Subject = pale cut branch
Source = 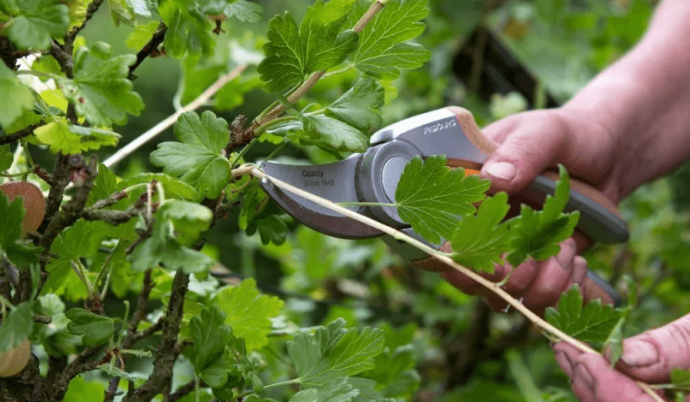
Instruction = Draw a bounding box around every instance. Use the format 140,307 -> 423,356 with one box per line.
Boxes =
252,0 -> 387,129
237,165 -> 664,402
103,64 -> 247,168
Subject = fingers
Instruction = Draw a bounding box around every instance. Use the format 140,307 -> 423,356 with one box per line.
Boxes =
554,343 -> 668,402
615,314 -> 690,383
480,111 -> 568,194
441,239 -> 587,315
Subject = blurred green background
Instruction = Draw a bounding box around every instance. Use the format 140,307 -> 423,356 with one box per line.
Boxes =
58,0 -> 690,400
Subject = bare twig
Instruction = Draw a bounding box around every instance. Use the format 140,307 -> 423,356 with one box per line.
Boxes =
238,165 -> 664,402
103,64 -> 247,168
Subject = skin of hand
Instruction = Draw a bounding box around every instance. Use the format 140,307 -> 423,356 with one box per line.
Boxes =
441,108 -> 616,314
444,0 -> 690,398
552,313 -> 690,401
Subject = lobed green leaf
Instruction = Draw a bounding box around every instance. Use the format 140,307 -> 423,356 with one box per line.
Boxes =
151,111 -> 231,199
395,155 -> 490,245
451,192 -> 511,273
545,286 -> 623,344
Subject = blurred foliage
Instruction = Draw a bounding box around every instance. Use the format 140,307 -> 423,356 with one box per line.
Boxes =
9,0 -> 690,400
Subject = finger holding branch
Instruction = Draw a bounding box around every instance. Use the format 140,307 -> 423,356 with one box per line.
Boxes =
230,164 -> 664,402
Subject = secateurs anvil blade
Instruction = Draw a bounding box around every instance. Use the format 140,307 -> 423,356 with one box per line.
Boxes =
259,106 -> 628,306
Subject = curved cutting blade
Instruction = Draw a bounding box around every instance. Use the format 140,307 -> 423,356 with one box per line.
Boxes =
260,157 -> 384,239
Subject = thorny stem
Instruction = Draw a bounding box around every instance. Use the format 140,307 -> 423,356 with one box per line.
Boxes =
235,165 -> 664,402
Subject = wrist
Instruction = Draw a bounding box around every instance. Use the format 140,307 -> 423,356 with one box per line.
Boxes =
561,76 -> 652,202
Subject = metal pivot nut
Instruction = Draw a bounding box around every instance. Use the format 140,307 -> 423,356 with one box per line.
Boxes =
355,139 -> 423,228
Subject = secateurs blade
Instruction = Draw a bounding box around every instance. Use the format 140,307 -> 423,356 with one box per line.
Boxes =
259,106 -> 628,306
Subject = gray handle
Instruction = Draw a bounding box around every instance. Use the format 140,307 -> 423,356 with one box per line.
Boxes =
527,175 -> 629,244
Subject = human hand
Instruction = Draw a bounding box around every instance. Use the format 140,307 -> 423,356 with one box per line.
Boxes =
553,314 -> 690,401
442,108 -> 622,314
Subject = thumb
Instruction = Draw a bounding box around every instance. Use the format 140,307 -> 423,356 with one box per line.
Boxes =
480,112 -> 568,194
615,314 -> 690,383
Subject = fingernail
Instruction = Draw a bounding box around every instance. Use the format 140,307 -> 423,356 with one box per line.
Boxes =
621,340 -> 659,367
484,162 -> 517,181
575,363 -> 595,390
554,351 -> 574,377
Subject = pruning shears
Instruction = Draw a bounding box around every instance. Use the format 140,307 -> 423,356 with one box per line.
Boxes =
259,106 -> 628,306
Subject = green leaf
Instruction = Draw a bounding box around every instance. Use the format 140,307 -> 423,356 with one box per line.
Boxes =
350,0 -> 430,79
58,42 -> 145,126
506,165 -> 580,266
0,62 -> 35,129
65,308 -> 116,347
125,20 -> 161,50
190,306 -> 234,373
326,78 -> 384,132
150,111 -> 231,199
258,0 -> 358,93
0,192 -> 41,267
63,376 -> 105,402
395,156 -> 490,244
544,285 -> 624,344
128,214 -> 214,273
247,215 -> 288,246
0,301 -> 34,354
287,319 -> 385,388
118,173 -> 199,201
0,145 -> 12,173
50,220 -> 103,261
2,0 -> 70,51
671,368 -> 690,392
97,364 -> 149,382
107,0 -> 135,25
224,0 -> 263,22
604,317 -> 625,367
34,119 -> 121,154
215,278 -> 283,351
160,200 -> 213,245
87,164 -> 118,207
265,114 -> 368,153
362,343 -> 419,399
348,377 -> 393,402
289,379 -> 359,402
201,352 -> 235,388
451,193 -> 511,273
159,0 -> 215,58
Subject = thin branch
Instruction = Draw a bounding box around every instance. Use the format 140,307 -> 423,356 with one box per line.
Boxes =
103,64 -> 247,168
251,0 -> 387,129
123,270 -> 189,402
169,380 -> 202,402
82,207 -> 142,226
129,23 -> 168,79
0,124 -> 39,145
239,166 -> 664,402
52,346 -> 106,400
121,270 -> 154,350
49,41 -> 74,78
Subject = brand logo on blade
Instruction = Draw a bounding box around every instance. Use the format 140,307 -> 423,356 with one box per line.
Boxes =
302,170 -> 334,187
423,119 -> 457,135
302,170 -> 323,179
